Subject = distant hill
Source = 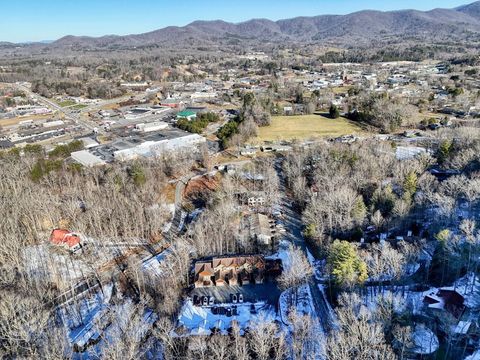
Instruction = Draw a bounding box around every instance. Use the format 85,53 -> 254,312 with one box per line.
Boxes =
8,1 -> 480,51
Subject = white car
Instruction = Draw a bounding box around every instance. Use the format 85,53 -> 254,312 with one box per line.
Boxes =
238,293 -> 244,303
208,296 -> 215,306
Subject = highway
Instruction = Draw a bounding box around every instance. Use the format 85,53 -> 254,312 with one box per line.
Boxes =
14,84 -> 148,135
15,83 -> 98,132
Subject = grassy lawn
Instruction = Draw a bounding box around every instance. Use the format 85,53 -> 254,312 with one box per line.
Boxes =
256,114 -> 364,142
56,100 -> 77,107
70,104 -> 88,110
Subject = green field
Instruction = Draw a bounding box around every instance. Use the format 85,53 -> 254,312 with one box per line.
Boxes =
56,100 -> 77,107
256,114 -> 364,142
70,104 -> 88,110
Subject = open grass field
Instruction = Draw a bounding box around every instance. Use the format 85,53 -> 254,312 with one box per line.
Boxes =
256,114 -> 364,142
56,100 -> 77,107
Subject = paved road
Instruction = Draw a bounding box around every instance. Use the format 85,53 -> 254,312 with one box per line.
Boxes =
274,159 -> 335,334
15,84 -> 147,135
16,84 -> 98,132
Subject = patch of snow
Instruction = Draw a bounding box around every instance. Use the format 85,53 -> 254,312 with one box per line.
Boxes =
266,239 -> 290,265
142,248 -> 172,278
58,283 -> 114,349
177,211 -> 187,232
465,350 -> 480,360
176,299 -> 277,336
453,273 -> 480,308
279,285 -> 315,325
411,324 -> 439,355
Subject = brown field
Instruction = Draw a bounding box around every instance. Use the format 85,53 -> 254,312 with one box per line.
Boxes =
256,114 -> 364,142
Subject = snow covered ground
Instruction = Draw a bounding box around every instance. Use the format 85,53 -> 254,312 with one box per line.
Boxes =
58,283 -> 114,350
266,238 -> 290,264
142,248 -> 173,279
175,299 -> 277,336
24,244 -> 95,288
411,324 -> 439,355
279,284 -> 315,325
466,350 -> 480,360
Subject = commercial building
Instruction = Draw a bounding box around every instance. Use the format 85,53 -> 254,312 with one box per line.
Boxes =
71,150 -> 106,167
71,128 -> 206,164
113,132 -> 206,161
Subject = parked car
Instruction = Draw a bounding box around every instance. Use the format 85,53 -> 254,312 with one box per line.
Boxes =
202,296 -> 208,306
232,305 -> 238,316
212,306 -> 219,315
226,308 -> 232,317
209,296 -> 215,306
250,304 -> 257,314
238,293 -> 244,303
231,294 -> 238,303
193,295 -> 199,305
218,307 -> 226,315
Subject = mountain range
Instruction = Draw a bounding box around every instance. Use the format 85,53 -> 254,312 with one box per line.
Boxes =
6,1 -> 480,51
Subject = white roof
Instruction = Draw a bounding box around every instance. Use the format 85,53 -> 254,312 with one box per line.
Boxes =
454,321 -> 472,334
79,137 -> 99,149
71,150 -> 106,167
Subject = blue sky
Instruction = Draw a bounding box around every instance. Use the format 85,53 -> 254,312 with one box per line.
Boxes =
1,0 -> 471,42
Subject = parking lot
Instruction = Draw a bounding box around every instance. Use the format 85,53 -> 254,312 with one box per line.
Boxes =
190,282 -> 281,307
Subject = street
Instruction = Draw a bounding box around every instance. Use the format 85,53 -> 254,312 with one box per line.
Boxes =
275,159 -> 335,334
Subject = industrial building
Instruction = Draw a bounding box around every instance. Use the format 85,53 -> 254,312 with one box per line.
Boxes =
71,128 -> 206,165
71,150 -> 107,167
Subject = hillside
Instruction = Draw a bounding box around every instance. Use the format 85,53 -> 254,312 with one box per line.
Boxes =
46,1 -> 480,50
3,1 -> 480,53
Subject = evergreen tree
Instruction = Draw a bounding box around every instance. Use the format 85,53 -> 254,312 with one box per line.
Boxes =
328,240 -> 368,288
403,171 -> 418,199
329,104 -> 340,119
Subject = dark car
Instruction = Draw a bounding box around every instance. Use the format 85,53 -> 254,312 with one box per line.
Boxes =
250,304 -> 257,314
226,308 -> 232,317
212,306 -> 219,315
232,305 -> 238,316
193,295 -> 199,305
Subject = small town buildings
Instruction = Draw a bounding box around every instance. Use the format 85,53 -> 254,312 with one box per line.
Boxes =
240,147 -> 257,157
247,194 -> 265,208
160,98 -> 184,108
78,137 -> 100,149
134,121 -> 168,133
176,110 -> 197,121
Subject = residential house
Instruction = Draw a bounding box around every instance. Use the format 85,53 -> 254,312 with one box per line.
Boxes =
423,288 -> 466,319
194,256 -> 266,288
49,229 -> 82,252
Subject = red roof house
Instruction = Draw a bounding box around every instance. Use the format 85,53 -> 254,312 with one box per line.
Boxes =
50,229 -> 82,251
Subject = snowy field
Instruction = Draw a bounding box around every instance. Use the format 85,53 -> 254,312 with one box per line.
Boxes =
175,299 -> 277,336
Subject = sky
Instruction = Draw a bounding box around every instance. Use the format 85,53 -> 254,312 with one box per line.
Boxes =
0,0 -> 472,43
